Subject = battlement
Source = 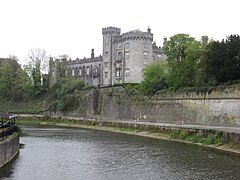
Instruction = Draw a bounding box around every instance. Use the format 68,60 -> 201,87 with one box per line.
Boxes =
69,56 -> 102,65
102,27 -> 121,35
121,29 -> 153,41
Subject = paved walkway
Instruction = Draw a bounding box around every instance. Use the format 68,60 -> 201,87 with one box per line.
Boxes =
17,114 -> 240,134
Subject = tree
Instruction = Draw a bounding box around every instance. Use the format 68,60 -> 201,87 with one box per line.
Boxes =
12,68 -> 33,100
204,35 -> 240,84
0,63 -> 14,98
26,48 -> 48,94
163,34 -> 205,89
139,61 -> 168,95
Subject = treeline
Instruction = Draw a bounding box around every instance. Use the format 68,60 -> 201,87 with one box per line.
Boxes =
139,34 -> 240,95
1,34 -> 240,101
0,58 -> 46,100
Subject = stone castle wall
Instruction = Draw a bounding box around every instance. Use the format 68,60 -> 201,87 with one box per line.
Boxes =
68,85 -> 240,127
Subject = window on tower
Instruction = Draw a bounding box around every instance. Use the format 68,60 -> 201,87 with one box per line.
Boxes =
118,52 -> 122,61
125,52 -> 129,59
104,72 -> 108,78
144,51 -> 149,59
116,68 -> 121,77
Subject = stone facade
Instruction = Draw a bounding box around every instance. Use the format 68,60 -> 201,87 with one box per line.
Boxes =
49,26 -> 165,87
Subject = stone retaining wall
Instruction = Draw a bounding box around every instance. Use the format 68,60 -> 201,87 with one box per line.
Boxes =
0,133 -> 19,169
67,85 -> 240,127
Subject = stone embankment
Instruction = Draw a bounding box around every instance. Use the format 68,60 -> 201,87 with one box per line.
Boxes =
17,114 -> 240,145
0,131 -> 19,169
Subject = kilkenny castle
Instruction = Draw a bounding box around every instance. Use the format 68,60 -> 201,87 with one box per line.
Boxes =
49,26 -> 166,87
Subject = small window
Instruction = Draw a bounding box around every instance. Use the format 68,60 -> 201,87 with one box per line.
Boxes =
65,70 -> 68,77
144,43 -> 148,48
104,62 -> 108,68
144,51 -> 149,59
125,69 -> 130,76
105,51 -> 108,56
118,44 -> 122,49
125,52 -> 129,59
118,52 -> 122,61
72,69 -> 75,76
86,67 -> 90,76
104,72 -> 108,78
52,71 -> 55,77
125,43 -> 129,49
116,68 -> 121,77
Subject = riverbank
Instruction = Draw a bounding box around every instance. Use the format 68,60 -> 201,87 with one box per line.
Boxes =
0,132 -> 19,169
16,116 -> 240,156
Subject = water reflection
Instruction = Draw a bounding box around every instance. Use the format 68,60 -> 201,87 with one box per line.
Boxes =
1,125 -> 240,180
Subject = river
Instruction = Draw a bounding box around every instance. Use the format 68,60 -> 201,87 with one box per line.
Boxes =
0,125 -> 240,180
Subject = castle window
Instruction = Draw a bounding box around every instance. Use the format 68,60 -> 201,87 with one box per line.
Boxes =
116,68 -> 121,77
72,68 -> 75,76
104,72 -> 108,78
79,68 -> 82,76
118,52 -> 122,61
125,52 -> 129,59
105,51 -> 108,56
144,51 -> 149,59
86,67 -> 90,76
104,62 -> 108,68
144,43 -> 148,48
125,69 -> 130,76
125,43 -> 129,49
118,44 -> 122,49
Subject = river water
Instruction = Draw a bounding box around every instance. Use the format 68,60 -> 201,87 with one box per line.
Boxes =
1,125 -> 240,180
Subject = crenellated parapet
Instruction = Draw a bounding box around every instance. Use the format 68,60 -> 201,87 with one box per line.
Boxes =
121,29 -> 153,42
102,27 -> 121,35
68,56 -> 102,65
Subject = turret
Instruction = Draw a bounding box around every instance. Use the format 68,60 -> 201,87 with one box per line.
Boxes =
91,49 -> 95,59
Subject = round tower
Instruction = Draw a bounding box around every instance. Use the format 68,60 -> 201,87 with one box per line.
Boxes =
102,27 -> 121,86
119,28 -> 153,83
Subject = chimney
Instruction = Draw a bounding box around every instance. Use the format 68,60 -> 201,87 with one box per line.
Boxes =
163,37 -> 167,46
91,49 -> 94,59
147,27 -> 151,33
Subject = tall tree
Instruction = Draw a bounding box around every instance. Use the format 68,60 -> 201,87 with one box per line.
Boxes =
163,34 -> 205,89
139,61 -> 168,95
26,48 -> 48,94
0,63 -> 14,97
204,35 -> 240,84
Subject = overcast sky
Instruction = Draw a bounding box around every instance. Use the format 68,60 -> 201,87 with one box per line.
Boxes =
0,0 -> 239,64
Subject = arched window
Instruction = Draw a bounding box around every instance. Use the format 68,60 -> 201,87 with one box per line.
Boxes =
72,68 -> 75,76
118,52 -> 122,61
79,68 -> 82,76
116,68 -> 121,77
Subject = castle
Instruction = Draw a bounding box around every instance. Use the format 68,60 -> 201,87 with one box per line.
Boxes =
49,26 -> 166,87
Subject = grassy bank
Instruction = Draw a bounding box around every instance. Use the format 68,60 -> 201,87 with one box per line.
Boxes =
17,119 -> 240,156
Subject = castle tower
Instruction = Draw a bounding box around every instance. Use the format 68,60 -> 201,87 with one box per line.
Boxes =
102,27 -> 121,86
119,28 -> 153,83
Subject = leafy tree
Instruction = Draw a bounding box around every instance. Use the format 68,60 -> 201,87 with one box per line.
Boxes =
32,63 -> 41,95
26,48 -> 48,95
139,61 -> 168,95
163,34 -> 205,89
12,68 -> 33,100
0,63 -> 14,98
204,35 -> 240,83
